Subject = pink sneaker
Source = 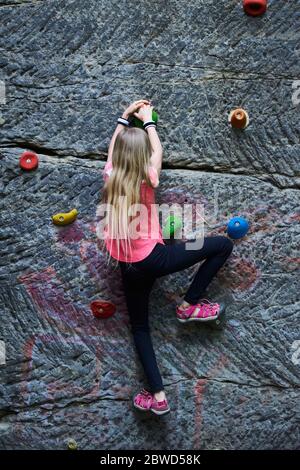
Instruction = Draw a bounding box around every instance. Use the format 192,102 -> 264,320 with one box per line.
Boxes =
176,299 -> 224,323
133,389 -> 170,416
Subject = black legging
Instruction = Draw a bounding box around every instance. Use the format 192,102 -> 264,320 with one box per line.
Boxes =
119,236 -> 233,394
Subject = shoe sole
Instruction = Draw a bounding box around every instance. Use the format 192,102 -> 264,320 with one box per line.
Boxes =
151,407 -> 170,416
133,402 -> 170,416
177,314 -> 219,323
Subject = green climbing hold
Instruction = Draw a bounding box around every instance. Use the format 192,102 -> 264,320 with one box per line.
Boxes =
132,109 -> 158,129
162,215 -> 182,239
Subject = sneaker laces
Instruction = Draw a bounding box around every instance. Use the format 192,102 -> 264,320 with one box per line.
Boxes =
140,388 -> 152,397
197,301 -> 219,317
200,298 -> 220,310
200,298 -> 218,306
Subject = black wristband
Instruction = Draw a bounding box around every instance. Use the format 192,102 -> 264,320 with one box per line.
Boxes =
117,117 -> 130,127
143,120 -> 156,129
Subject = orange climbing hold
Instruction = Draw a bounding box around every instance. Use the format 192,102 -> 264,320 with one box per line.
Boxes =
91,300 -> 116,319
228,108 -> 249,129
19,151 -> 39,170
243,0 -> 267,17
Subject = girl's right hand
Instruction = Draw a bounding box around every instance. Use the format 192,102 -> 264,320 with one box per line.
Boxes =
133,104 -> 154,123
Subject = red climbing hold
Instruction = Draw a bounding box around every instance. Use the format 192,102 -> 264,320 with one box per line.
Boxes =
19,151 -> 39,170
91,300 -> 116,319
243,0 -> 267,17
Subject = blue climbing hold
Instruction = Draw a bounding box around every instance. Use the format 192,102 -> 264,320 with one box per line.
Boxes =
226,217 -> 249,239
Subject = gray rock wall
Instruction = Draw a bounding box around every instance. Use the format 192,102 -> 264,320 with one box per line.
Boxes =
0,0 -> 299,450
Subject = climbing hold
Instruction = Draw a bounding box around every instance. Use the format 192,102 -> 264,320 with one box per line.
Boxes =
19,151 -> 39,171
228,108 -> 249,129
132,109 -> 158,129
162,215 -> 182,239
91,300 -> 116,319
52,208 -> 78,226
226,217 -> 249,239
67,439 -> 78,450
243,0 -> 267,17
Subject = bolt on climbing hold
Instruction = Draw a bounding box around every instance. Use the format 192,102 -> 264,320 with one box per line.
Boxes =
226,217 -> 249,239
228,108 -> 249,129
243,0 -> 267,17
162,215 -> 182,239
67,439 -> 78,450
19,151 -> 39,171
52,208 -> 78,226
132,109 -> 158,129
91,300 -> 116,319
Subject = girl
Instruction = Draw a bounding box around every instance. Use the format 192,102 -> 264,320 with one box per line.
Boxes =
101,99 -> 233,416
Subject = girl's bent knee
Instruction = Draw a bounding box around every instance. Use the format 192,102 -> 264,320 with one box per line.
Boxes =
223,237 -> 234,255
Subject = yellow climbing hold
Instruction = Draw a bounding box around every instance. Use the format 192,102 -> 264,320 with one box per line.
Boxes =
67,439 -> 78,450
52,208 -> 78,226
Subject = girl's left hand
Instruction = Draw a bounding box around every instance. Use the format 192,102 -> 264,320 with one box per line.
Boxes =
123,99 -> 151,118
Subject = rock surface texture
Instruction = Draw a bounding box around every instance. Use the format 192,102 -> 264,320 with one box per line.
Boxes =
0,0 -> 299,450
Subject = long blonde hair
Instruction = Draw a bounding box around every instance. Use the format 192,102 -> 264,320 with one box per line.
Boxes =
100,127 -> 155,264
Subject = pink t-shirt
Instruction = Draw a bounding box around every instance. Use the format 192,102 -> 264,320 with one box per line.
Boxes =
102,160 -> 165,262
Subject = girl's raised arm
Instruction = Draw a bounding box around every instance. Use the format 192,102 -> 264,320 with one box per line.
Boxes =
107,100 -> 151,163
147,127 -> 163,178
107,110 -> 128,163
